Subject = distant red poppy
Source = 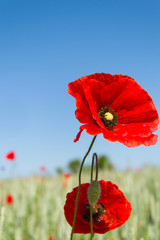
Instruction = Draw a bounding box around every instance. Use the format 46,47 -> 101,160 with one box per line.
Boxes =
40,166 -> 46,172
48,236 -> 54,240
41,177 -> 46,182
6,194 -> 14,205
62,180 -> 68,187
5,151 -> 15,161
64,180 -> 132,234
68,73 -> 159,147
63,173 -> 71,179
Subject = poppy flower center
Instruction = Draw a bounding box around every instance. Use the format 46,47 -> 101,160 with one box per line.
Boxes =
98,106 -> 118,130
83,203 -> 106,223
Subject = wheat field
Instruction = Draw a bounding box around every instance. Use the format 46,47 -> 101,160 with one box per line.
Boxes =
0,167 -> 160,240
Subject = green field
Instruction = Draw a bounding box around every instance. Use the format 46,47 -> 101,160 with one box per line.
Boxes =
0,167 -> 160,240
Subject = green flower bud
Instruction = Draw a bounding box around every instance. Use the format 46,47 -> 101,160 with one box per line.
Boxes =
87,181 -> 101,206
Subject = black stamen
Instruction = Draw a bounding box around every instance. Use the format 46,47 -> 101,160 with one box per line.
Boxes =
82,203 -> 106,223
98,106 -> 118,130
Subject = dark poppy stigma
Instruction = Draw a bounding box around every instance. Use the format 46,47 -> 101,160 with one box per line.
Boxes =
83,203 -> 105,223
98,106 -> 118,130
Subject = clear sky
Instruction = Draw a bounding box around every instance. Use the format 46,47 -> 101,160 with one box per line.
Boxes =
0,0 -> 159,178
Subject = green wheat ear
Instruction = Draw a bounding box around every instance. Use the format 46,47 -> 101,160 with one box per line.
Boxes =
87,181 -> 101,206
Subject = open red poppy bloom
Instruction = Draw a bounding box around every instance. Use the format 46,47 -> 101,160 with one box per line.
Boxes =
5,151 -> 15,161
64,180 -> 132,234
68,73 -> 159,147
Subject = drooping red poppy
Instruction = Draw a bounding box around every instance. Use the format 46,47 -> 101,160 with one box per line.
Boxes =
6,194 -> 14,205
5,151 -> 15,161
68,73 -> 159,147
64,180 -> 132,234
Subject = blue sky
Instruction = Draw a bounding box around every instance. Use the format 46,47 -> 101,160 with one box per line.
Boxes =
0,0 -> 159,178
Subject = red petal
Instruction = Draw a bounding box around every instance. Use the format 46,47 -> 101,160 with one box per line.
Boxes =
102,126 -> 158,147
68,82 -> 94,124
74,124 -> 102,142
73,128 -> 83,142
111,75 -> 156,113
118,133 -> 158,147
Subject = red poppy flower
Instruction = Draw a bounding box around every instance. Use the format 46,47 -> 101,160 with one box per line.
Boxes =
5,151 -> 15,161
64,180 -> 132,234
62,180 -> 68,187
6,194 -> 14,205
68,73 -> 159,147
48,236 -> 55,240
63,173 -> 71,179
40,166 -> 47,172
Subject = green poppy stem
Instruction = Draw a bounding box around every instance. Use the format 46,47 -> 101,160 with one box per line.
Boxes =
90,206 -> 94,240
90,153 -> 99,182
90,153 -> 99,240
70,136 -> 97,240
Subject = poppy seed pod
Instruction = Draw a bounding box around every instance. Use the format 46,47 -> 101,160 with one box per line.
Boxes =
87,181 -> 101,206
